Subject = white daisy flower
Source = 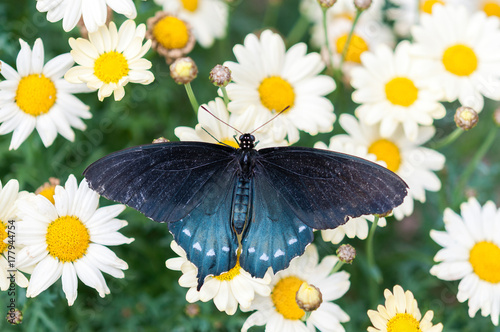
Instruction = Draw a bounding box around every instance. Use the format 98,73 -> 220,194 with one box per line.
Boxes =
174,97 -> 288,148
154,0 -> 228,48
430,197 -> 500,326
224,30 -> 336,144
314,138 -> 387,244
0,38 -> 91,150
36,0 -> 137,33
367,285 -> 444,332
166,241 -> 272,315
15,174 -> 133,306
411,4 -> 500,112
351,41 -> 446,141
331,114 -> 445,220
65,20 -> 154,102
242,244 -> 350,332
387,1 -> 471,37
0,179 -> 29,290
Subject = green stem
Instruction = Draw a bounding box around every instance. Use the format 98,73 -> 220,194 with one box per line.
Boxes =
335,8 -> 363,78
184,82 -> 199,114
430,127 -> 463,150
366,216 -> 382,284
340,9 -> 362,64
286,14 -> 310,46
453,128 -> 498,206
322,8 -> 334,70
220,86 -> 230,107
330,260 -> 345,274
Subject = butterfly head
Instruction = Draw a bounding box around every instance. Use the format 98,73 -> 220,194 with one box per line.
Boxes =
239,133 -> 255,150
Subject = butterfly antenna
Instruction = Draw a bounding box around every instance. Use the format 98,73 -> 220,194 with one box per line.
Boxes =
201,126 -> 233,148
200,105 -> 243,135
250,106 -> 290,134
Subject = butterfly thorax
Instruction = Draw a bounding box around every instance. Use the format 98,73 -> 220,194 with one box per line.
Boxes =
237,134 -> 258,180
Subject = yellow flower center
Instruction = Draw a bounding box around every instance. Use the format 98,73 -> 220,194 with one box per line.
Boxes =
483,2 -> 500,17
0,221 -> 7,254
387,313 -> 422,332
94,51 -> 129,84
181,0 -> 198,12
336,33 -> 369,63
385,77 -> 419,107
420,0 -> 444,14
39,186 -> 56,204
220,139 -> 239,148
442,44 -> 478,77
368,139 -> 401,173
469,241 -> 500,283
258,76 -> 295,112
45,216 -> 90,262
215,255 -> 241,281
271,276 -> 305,320
153,16 -> 190,50
15,74 -> 56,116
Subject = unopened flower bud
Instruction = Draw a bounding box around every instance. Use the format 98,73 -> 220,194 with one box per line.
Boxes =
296,282 -> 322,312
337,244 -> 356,264
493,107 -> 500,127
209,65 -> 232,87
354,0 -> 372,10
317,0 -> 337,9
170,57 -> 198,85
152,137 -> 169,143
6,308 -> 23,325
454,106 -> 478,130
185,303 -> 200,317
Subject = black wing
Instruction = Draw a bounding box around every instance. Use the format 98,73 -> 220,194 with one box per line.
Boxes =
253,146 -> 408,230
83,142 -> 237,223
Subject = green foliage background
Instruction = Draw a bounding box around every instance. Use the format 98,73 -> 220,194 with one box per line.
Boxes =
0,0 -> 499,331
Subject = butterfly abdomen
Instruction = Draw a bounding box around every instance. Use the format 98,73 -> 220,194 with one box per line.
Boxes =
232,178 -> 252,235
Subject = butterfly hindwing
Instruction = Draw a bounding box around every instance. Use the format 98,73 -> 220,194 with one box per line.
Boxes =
168,171 -> 239,289
254,146 -> 408,230
240,173 -> 314,278
83,142 -> 237,222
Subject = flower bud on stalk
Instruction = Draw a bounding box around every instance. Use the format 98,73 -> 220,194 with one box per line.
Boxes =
454,106 -> 478,130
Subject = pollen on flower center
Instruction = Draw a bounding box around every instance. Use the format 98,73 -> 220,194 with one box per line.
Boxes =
216,256 -> 241,281
258,76 -> 295,112
483,2 -> 500,17
153,16 -> 190,49
181,0 -> 199,12
220,139 -> 239,149
368,139 -> 401,172
0,221 -> 7,254
387,313 -> 422,332
94,51 -> 129,84
469,241 -> 500,283
15,74 -> 56,116
442,44 -> 478,77
385,77 -> 419,107
46,215 -> 90,262
271,276 -> 305,320
335,33 -> 369,63
420,0 -> 444,14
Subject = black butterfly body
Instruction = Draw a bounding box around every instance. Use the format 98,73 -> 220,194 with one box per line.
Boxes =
84,134 -> 408,288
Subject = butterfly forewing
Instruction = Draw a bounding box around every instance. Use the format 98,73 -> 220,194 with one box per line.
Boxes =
83,142 -> 237,222
254,146 -> 408,230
